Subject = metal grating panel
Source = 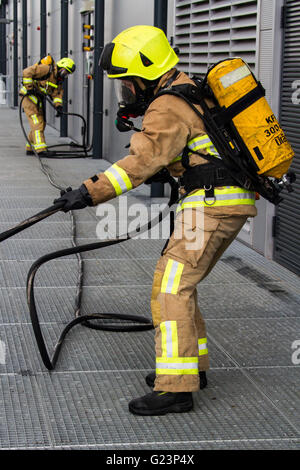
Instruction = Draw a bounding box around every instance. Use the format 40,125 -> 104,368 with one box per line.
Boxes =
175,0 -> 258,75
274,0 -> 300,275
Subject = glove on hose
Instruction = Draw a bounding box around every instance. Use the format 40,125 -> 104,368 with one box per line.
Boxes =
55,106 -> 63,117
54,185 -> 93,212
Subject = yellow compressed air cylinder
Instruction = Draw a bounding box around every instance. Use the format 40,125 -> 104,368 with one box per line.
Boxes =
40,55 -> 53,66
207,58 -> 294,178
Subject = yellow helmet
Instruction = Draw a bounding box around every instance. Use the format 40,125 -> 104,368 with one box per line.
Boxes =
100,25 -> 178,80
56,58 -> 76,74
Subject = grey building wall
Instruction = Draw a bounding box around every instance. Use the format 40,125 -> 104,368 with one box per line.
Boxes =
254,0 -> 284,259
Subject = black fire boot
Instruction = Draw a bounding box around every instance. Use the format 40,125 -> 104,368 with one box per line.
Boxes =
145,371 -> 208,389
128,391 -> 193,416
26,150 -> 34,155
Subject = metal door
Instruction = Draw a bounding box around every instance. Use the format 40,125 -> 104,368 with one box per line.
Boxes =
274,0 -> 300,275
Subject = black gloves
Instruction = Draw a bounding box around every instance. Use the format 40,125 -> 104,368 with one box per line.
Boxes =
53,185 -> 93,212
55,106 -> 63,117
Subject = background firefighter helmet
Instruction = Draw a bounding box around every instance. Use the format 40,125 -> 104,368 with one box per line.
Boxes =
57,57 -> 76,78
99,25 -> 179,80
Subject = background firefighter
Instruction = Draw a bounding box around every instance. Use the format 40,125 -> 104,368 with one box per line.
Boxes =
53,25 -> 257,416
19,57 -> 76,155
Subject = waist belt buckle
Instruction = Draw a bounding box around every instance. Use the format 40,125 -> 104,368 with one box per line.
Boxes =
204,185 -> 216,206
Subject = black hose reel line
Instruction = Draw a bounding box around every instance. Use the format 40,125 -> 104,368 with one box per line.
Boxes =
1,90 -> 180,371
0,156 -> 179,370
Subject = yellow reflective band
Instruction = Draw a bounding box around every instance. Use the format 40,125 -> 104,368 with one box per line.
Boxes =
160,321 -> 178,358
198,338 -> 208,356
161,259 -> 184,295
46,81 -> 58,88
171,134 -> 220,163
20,86 -> 27,95
188,135 -> 219,157
23,77 -> 33,83
35,130 -> 41,145
53,97 -> 63,104
170,155 -> 182,164
39,87 -> 47,94
156,357 -> 199,375
104,164 -> 133,196
33,143 -> 47,150
31,114 -> 39,124
177,187 -> 256,212
29,95 -> 38,105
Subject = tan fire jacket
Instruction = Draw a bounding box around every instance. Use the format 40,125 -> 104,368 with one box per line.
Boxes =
84,69 -> 257,217
21,63 -> 64,107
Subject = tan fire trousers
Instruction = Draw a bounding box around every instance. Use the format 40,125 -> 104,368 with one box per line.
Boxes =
151,207 -> 248,392
22,96 -> 47,153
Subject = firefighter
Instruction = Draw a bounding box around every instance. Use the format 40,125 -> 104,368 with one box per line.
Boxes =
54,26 -> 257,416
19,57 -> 76,155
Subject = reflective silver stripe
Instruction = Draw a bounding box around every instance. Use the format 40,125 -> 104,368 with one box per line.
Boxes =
46,81 -> 58,88
189,137 -> 211,150
198,338 -> 208,356
34,143 -> 47,150
161,259 -> 184,295
185,192 -> 255,204
160,321 -> 178,358
220,64 -> 251,89
31,114 -> 39,124
156,361 -> 198,370
105,165 -> 131,194
172,134 -> 220,164
166,261 -> 179,293
29,95 -> 38,105
188,136 -> 220,158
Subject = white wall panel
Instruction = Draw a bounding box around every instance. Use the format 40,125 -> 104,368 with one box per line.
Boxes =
175,0 -> 259,75
103,0 -> 155,163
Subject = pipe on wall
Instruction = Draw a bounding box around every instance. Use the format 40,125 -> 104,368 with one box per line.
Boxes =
40,0 -> 47,58
0,1 -> 7,76
92,0 -> 105,159
60,0 -> 68,137
13,0 -> 18,107
22,0 -> 27,70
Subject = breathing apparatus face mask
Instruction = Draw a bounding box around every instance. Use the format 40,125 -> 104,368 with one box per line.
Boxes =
114,79 -> 137,106
114,77 -> 157,126
57,68 -> 70,82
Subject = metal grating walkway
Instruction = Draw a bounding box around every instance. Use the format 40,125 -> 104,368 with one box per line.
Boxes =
0,108 -> 299,450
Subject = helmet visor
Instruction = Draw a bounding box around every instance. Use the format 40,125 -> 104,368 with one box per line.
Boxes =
114,79 -> 136,105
